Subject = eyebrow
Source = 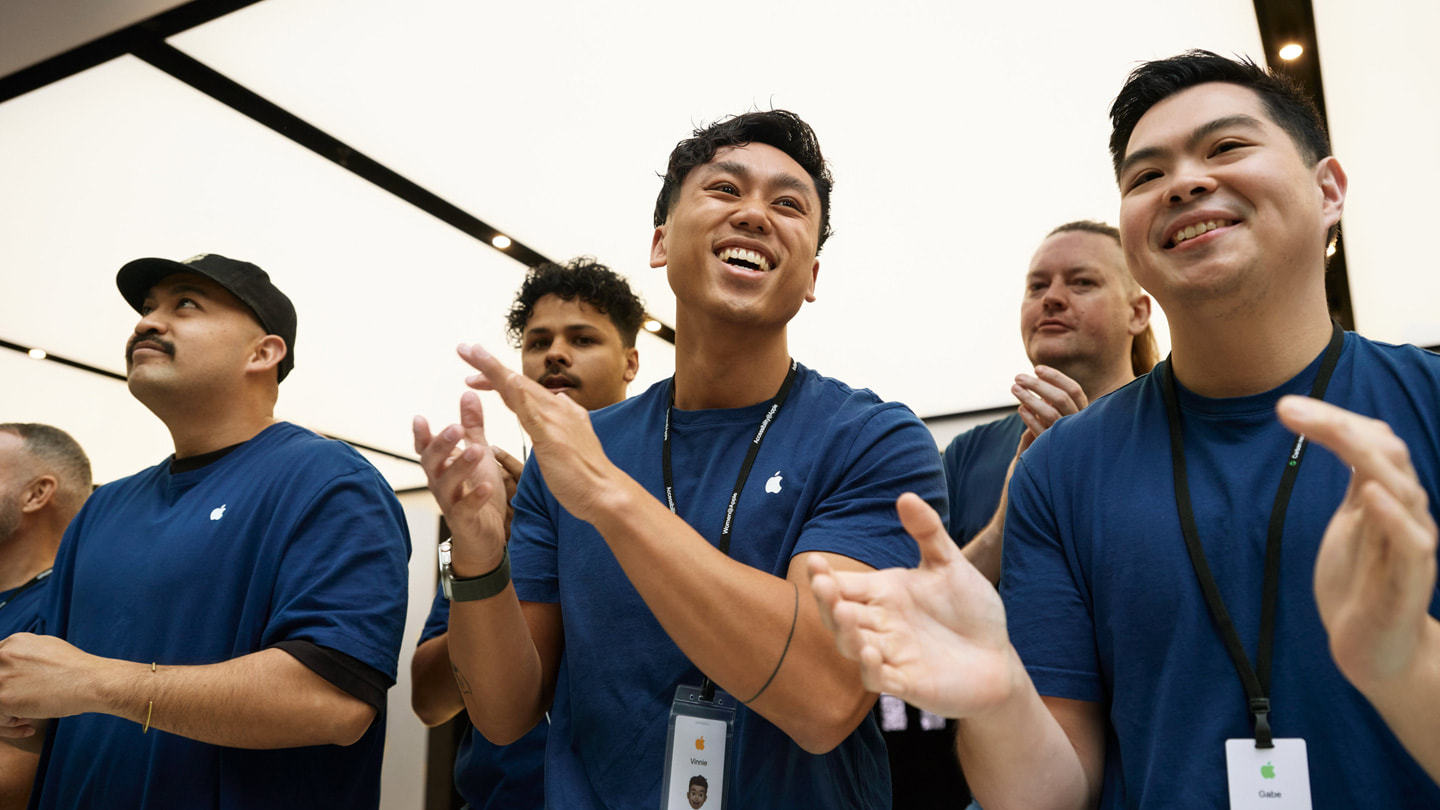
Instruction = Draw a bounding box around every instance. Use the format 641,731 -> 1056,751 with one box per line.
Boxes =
701,160 -> 816,201
525,323 -> 603,337
1118,114 -> 1266,179
145,282 -> 212,302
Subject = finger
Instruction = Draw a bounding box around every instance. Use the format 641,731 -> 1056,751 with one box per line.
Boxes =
417,423 -> 465,480
459,391 -> 490,448
493,446 -> 525,481
1355,479 -> 1439,598
1033,365 -> 1089,410
1277,396 -> 1428,515
412,415 -> 435,455
896,493 -> 957,569
1016,404 -> 1046,437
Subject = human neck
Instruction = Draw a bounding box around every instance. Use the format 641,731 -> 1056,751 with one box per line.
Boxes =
672,326 -> 794,411
0,526 -> 59,592
148,391 -> 277,459
1054,357 -> 1136,402
1167,304 -> 1334,398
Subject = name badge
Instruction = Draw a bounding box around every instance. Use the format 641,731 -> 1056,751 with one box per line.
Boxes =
1225,738 -> 1312,809
661,684 -> 735,810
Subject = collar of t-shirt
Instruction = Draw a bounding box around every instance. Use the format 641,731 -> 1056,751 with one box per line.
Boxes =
169,441 -> 245,474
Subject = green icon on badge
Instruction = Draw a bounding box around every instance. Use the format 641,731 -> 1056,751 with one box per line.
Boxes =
1261,762 -> 1276,780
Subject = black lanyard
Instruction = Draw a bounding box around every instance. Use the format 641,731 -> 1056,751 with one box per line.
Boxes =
0,568 -> 52,612
662,359 -> 798,698
1161,322 -> 1342,749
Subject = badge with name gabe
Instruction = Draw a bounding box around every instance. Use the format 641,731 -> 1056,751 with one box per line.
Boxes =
1225,738 -> 1312,809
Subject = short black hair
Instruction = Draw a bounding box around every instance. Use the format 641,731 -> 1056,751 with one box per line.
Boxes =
1109,50 -> 1331,179
654,109 -> 834,253
505,257 -> 646,349
0,422 -> 92,518
688,775 -> 708,790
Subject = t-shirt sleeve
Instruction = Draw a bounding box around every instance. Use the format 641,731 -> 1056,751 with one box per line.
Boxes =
418,583 -> 450,645
266,467 -> 412,682
792,402 -> 944,571
509,460 -> 560,604
1001,447 -> 1105,703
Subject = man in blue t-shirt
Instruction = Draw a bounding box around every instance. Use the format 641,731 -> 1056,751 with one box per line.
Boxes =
414,110 -> 945,808
0,423 -> 90,810
410,257 -> 643,809
892,220 -> 1154,810
945,220 -> 1157,582
0,254 -> 411,809
812,51 -> 1440,807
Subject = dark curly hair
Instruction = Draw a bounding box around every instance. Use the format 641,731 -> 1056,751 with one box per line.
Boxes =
505,257 -> 646,349
653,109 -> 834,253
1109,50 -> 1331,179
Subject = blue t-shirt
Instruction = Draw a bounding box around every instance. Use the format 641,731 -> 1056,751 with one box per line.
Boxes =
942,412 -> 1025,546
419,586 -> 547,809
1003,333 -> 1440,809
31,422 -> 412,810
0,569 -> 52,638
509,364 -> 945,809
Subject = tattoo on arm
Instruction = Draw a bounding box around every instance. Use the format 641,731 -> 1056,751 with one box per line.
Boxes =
451,663 -> 474,696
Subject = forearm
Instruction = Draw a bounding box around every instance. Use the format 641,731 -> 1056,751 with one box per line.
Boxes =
411,634 -> 465,727
0,745 -> 37,810
89,648 -> 375,748
446,589 -> 553,745
962,515 -> 1004,586
957,649 -> 1100,810
588,478 -> 875,753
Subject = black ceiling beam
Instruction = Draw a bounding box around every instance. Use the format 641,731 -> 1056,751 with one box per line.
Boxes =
0,0 -> 264,104
129,37 -> 555,271
1251,0 -> 1354,331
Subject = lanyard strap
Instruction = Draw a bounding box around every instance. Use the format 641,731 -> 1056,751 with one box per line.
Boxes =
662,359 -> 798,699
0,568 -> 52,612
1161,321 -> 1342,749
662,359 -> 798,556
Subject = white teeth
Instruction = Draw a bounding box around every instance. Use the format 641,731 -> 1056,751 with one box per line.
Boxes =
717,247 -> 771,273
1171,219 -> 1234,247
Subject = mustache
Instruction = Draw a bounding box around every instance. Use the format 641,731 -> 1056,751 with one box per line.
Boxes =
127,334 -> 175,361
540,365 -> 578,388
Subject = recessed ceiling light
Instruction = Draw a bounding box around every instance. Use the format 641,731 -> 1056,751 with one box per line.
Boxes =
1326,241 -> 1337,258
643,319 -> 662,333
1279,44 -> 1304,61
492,235 -> 512,249
28,348 -> 47,360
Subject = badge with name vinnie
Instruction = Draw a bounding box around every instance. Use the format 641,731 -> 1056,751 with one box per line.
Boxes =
661,684 -> 734,810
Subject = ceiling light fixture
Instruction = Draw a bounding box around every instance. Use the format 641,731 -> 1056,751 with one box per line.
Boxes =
643,319 -> 662,333
491,235 -> 512,249
28,348 -> 47,360
1279,43 -> 1304,61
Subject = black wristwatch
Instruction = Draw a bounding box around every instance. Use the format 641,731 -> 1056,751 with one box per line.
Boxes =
438,540 -> 511,602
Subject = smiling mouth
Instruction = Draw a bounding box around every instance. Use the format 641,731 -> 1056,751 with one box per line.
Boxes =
1169,219 -> 1235,248
717,247 -> 771,273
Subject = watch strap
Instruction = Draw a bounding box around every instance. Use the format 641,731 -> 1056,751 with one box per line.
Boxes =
448,544 -> 511,602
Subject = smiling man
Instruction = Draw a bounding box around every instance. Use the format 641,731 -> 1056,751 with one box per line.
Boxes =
0,254 -> 411,809
809,51 -> 1440,809
945,220 -> 1155,584
410,257 -> 643,809
415,110 -> 945,809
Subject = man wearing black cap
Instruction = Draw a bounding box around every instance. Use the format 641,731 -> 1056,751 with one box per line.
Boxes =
0,254 -> 411,809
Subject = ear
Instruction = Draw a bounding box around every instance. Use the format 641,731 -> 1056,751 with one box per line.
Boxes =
1129,292 -> 1152,336
649,225 -> 668,269
1316,156 -> 1347,230
623,346 -> 639,383
20,475 -> 58,514
804,259 -> 820,304
249,334 -> 287,377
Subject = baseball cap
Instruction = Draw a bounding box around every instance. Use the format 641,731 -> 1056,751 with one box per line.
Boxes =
116,253 -> 298,382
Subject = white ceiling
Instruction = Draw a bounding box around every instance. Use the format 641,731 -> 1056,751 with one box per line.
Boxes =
2,0 -> 1435,491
